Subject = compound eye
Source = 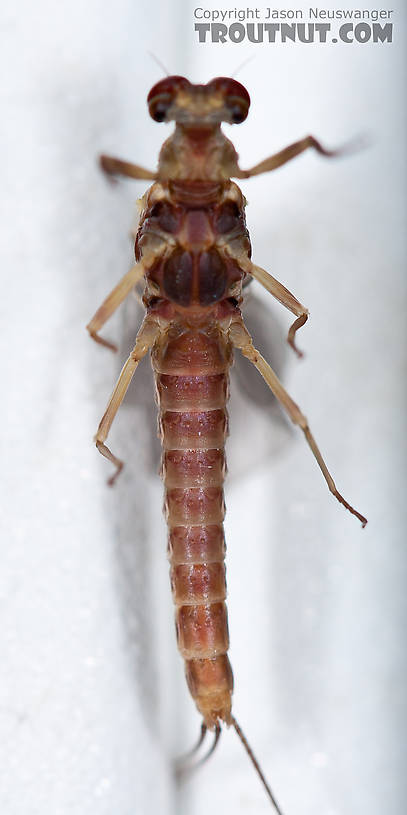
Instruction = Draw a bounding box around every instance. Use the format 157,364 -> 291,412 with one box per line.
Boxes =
147,75 -> 190,122
149,95 -> 172,122
228,100 -> 248,124
206,77 -> 250,124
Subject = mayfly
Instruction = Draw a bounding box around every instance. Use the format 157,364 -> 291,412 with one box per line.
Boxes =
87,76 -> 367,812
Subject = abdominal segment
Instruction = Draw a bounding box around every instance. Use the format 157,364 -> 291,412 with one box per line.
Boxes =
154,327 -> 234,728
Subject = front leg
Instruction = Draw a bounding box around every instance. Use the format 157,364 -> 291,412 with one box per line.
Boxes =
100,154 -> 157,181
234,135 -> 343,179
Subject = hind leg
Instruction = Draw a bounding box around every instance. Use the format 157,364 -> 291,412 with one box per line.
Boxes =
95,316 -> 160,484
229,317 -> 367,527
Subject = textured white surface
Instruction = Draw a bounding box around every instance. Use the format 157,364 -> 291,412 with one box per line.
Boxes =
1,2 -> 406,814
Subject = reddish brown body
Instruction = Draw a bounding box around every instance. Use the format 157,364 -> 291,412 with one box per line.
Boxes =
154,330 -> 233,727
90,75 -> 366,811
130,85 -> 256,727
138,180 -> 250,727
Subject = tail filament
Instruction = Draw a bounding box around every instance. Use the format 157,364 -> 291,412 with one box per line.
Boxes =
231,716 -> 285,815
175,724 -> 221,779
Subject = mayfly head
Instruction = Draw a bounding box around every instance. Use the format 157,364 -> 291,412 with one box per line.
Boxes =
147,76 -> 250,128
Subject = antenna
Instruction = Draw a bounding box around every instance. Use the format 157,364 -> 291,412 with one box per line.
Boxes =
147,51 -> 169,77
231,54 -> 256,78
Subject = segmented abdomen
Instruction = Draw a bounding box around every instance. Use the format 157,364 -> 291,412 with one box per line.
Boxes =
152,326 -> 234,728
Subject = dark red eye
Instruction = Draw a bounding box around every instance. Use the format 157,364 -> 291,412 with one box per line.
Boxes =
147,76 -> 190,122
206,77 -> 250,124
229,105 -> 246,123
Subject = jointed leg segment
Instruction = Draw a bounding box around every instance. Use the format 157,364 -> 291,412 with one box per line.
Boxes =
95,317 -> 160,485
231,134 -> 347,355
229,318 -> 367,527
238,257 -> 309,357
100,154 -> 157,181
87,263 -> 146,351
235,135 -> 343,179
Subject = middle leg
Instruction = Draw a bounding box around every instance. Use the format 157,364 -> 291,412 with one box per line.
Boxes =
237,256 -> 309,357
86,262 -> 145,351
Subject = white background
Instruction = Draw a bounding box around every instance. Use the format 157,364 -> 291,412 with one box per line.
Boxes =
1,1 -> 405,814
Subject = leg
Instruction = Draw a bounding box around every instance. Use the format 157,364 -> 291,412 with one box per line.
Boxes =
238,256 -> 309,358
86,263 -> 145,351
228,318 -> 367,527
100,154 -> 156,181
234,135 -> 343,179
95,317 -> 160,485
